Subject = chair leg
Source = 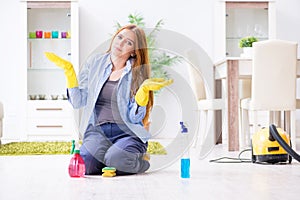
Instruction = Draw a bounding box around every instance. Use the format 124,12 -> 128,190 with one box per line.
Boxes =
194,110 -> 207,148
241,108 -> 250,148
196,110 -> 218,159
290,111 -> 296,150
284,111 -> 290,133
281,111 -> 296,150
275,111 -> 281,127
270,111 -> 281,127
222,79 -> 228,145
252,111 -> 259,146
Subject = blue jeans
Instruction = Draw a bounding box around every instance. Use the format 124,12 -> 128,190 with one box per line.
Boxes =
80,123 -> 149,175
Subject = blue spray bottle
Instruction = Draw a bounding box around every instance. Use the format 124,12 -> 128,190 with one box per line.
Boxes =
180,121 -> 190,178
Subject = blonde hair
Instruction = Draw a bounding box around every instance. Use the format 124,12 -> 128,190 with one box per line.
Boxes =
107,24 -> 153,128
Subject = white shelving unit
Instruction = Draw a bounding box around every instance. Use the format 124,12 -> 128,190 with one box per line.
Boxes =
20,0 -> 79,141
214,0 -> 276,60
226,2 -> 269,56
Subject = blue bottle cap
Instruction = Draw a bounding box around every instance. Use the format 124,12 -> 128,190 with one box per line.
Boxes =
180,121 -> 188,133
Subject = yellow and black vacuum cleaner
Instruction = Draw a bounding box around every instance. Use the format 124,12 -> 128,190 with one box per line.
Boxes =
251,124 -> 300,164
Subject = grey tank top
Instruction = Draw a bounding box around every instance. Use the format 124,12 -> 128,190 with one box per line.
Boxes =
95,79 -> 123,125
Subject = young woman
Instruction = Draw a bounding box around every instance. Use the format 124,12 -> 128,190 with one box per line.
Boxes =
45,24 -> 172,175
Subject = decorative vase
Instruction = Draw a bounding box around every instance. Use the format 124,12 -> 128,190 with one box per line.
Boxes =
241,47 -> 253,58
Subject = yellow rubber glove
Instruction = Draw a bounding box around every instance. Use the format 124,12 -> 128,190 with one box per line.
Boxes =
135,78 -> 174,106
44,52 -> 78,88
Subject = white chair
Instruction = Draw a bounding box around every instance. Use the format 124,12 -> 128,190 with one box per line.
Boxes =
187,58 -> 225,159
240,39 -> 298,149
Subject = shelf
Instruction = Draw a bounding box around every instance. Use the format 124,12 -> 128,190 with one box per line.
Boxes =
225,2 -> 270,57
28,38 -> 71,41
226,2 -> 268,9
226,37 -> 268,40
27,67 -> 62,70
27,99 -> 69,102
23,0 -> 79,140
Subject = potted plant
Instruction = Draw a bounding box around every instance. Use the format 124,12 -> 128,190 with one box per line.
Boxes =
239,36 -> 258,57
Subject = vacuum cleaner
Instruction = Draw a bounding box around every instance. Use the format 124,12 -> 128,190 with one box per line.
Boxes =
251,124 -> 300,164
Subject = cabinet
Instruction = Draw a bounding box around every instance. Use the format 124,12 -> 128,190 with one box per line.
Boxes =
214,0 -> 276,60
226,2 -> 269,56
26,100 -> 78,140
22,0 -> 79,141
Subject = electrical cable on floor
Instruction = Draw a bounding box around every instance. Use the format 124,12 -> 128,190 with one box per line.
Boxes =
209,148 -> 252,163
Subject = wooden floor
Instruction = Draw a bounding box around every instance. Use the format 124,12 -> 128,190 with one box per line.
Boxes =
0,144 -> 299,200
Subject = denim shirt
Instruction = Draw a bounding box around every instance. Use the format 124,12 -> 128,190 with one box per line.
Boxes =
67,52 -> 150,143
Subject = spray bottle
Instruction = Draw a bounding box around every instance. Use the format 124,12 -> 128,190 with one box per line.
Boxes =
180,122 -> 190,178
68,140 -> 85,178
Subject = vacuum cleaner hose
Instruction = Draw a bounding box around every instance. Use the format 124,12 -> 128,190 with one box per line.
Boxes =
269,124 -> 300,162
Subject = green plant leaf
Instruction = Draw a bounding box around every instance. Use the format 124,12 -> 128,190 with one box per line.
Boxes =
239,36 -> 258,48
128,13 -> 145,27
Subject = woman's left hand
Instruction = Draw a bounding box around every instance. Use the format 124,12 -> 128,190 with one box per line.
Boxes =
135,78 -> 173,106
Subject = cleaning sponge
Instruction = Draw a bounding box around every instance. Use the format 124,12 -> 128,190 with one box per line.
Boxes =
102,167 -> 116,177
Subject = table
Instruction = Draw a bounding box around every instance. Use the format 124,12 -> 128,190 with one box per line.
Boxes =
214,57 -> 300,151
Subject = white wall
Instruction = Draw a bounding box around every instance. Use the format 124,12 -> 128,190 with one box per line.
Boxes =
78,0 -> 215,66
276,0 -> 300,56
0,0 -> 300,140
0,0 -> 25,139
275,0 -> 300,129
